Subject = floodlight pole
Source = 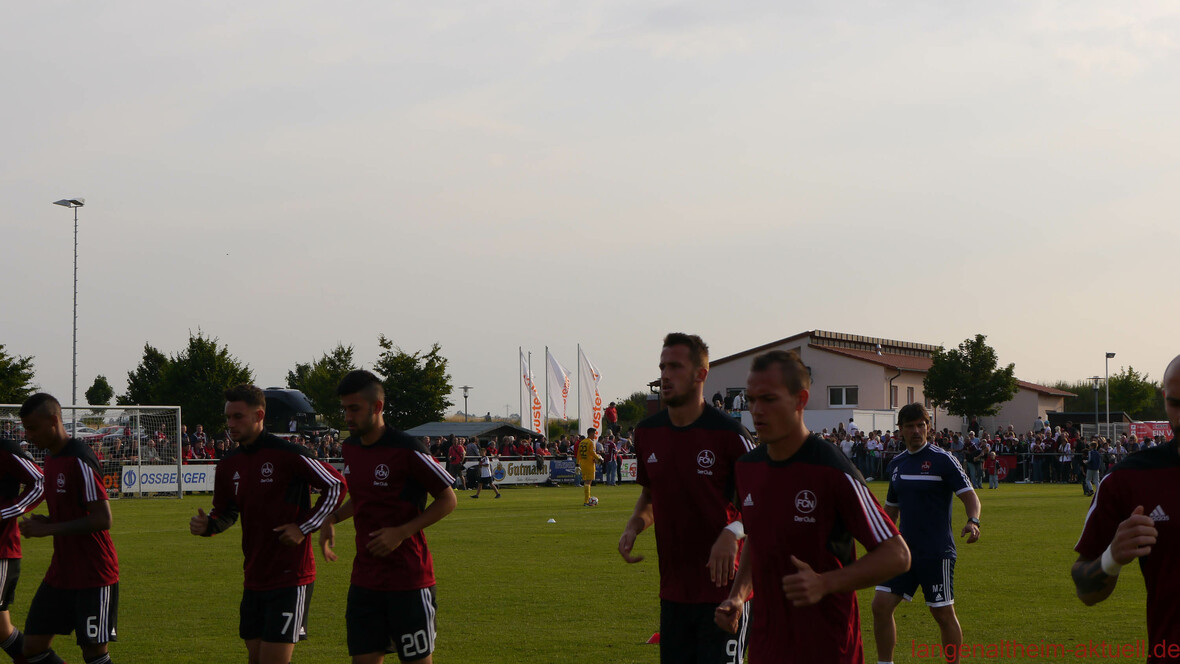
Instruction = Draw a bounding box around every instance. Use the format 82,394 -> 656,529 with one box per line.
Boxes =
53,198 -> 84,426
1105,352 -> 1115,440
1090,376 -> 1101,436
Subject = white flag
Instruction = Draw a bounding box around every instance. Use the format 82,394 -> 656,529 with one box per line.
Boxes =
520,350 -> 543,435
578,346 -> 604,434
546,350 -> 571,419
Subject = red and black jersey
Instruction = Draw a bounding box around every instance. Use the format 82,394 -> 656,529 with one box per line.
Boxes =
43,438 -> 119,589
1076,439 -> 1180,662
343,427 -> 454,592
736,435 -> 900,664
0,439 -> 45,559
634,405 -> 756,604
205,431 -> 346,591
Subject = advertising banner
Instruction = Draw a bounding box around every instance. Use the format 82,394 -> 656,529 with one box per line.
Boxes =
120,464 -> 217,494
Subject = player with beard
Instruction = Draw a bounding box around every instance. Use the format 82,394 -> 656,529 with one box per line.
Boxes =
714,350 -> 909,664
1073,355 -> 1180,662
319,370 -> 457,664
619,333 -> 757,663
189,384 -> 346,664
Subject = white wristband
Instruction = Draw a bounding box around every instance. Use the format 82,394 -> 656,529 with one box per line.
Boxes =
1100,544 -> 1123,577
724,521 -> 746,541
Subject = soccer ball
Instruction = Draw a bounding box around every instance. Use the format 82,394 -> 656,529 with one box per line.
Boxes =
588,496 -> 599,506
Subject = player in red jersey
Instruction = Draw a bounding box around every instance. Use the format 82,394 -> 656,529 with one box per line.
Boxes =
19,393 -> 119,664
318,370 -> 457,663
189,384 -> 346,664
1072,354 -> 1180,663
0,416 -> 45,664
618,333 -> 757,664
715,351 -> 910,664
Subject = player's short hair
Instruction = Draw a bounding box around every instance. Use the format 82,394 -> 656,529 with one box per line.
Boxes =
663,332 -> 709,369
749,350 -> 810,395
588,427 -> 597,435
224,384 -> 266,410
19,393 -> 61,420
336,369 -> 385,403
897,403 -> 931,426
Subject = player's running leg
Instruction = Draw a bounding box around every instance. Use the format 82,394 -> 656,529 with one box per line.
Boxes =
929,605 -> 962,664
871,590 -> 905,663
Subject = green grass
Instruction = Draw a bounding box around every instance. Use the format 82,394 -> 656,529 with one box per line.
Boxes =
9,482 -> 1146,662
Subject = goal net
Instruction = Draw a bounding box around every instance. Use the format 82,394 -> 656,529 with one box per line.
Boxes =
0,404 -> 184,498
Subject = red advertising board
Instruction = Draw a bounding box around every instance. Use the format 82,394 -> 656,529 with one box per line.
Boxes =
1130,422 -> 1172,440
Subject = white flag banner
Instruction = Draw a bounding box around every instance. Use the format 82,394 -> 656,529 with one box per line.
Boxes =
546,350 -> 571,419
520,350 -> 544,435
578,346 -> 604,434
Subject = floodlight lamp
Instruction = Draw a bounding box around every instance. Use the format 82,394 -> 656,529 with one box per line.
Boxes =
52,198 -> 85,208
1106,352 -> 1116,359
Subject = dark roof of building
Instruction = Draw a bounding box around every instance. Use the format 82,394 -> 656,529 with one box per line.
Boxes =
404,421 -> 541,439
710,329 -> 939,369
811,345 -> 935,372
1016,381 -> 1075,398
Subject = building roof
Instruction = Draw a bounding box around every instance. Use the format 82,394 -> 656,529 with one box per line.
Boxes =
710,330 -> 939,369
709,329 -> 1074,400
404,421 -> 540,439
1016,381 -> 1075,398
811,345 -> 935,372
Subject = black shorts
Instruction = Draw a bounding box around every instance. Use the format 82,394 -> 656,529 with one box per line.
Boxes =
0,559 -> 20,611
479,477 -> 495,488
24,581 -> 118,645
878,557 -> 956,607
659,599 -> 748,664
240,583 -> 313,643
347,585 -> 437,661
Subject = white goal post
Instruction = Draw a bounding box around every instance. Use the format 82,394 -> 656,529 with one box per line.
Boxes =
0,403 -> 184,498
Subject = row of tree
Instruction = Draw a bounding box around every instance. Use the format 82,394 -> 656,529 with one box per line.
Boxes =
0,333 -> 453,432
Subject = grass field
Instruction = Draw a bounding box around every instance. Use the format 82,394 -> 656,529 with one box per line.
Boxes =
9,482 -> 1148,663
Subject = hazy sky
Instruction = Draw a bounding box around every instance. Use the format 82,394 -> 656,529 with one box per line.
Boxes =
3,2 -> 1177,420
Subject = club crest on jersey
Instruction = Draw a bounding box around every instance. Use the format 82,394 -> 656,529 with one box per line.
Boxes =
56,472 -> 66,492
921,461 -> 932,472
697,449 -> 716,475
374,463 -> 390,485
260,461 -> 274,483
794,490 -> 817,523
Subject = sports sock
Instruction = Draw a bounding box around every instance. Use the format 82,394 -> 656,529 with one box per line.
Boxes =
25,651 -> 64,664
84,651 -> 112,664
0,630 -> 23,662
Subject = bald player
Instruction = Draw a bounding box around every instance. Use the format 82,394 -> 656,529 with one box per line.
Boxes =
1072,354 -> 1180,662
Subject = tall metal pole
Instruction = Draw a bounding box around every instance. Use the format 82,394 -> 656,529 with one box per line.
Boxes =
72,204 -> 78,410
577,344 -> 582,429
544,346 -> 549,439
518,347 -> 523,428
1105,352 -> 1115,441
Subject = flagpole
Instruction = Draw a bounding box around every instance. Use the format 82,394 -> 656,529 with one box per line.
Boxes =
544,346 -> 549,439
518,346 -> 523,429
577,344 -> 582,429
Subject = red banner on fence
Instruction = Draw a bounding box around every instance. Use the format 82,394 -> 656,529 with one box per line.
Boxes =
1130,422 -> 1173,440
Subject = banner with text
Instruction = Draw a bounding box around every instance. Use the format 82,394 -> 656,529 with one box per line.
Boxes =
578,346 -> 604,435
520,350 -> 543,435
1130,422 -> 1173,440
120,464 -> 217,494
546,349 -> 571,420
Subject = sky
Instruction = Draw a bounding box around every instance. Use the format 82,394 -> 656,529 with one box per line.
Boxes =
3,2 -> 1178,420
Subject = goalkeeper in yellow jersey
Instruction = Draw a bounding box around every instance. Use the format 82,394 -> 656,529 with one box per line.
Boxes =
578,428 -> 604,506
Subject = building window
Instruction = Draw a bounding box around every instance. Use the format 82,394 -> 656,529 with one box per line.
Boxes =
907,387 -> 915,405
890,385 -> 898,409
924,394 -> 931,409
829,386 -> 859,408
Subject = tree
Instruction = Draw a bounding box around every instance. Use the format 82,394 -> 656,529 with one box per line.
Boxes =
613,391 -> 650,429
0,344 -> 36,403
118,343 -> 169,405
286,343 -> 357,428
1107,366 -> 1164,421
85,375 -> 114,406
158,332 -> 254,430
923,334 -> 1019,423
372,336 -> 453,431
